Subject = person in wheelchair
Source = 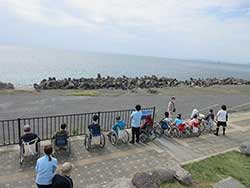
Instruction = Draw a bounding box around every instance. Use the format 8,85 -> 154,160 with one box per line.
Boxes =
173,114 -> 184,127
140,115 -> 153,133
19,125 -> 40,154
160,112 -> 173,129
188,114 -> 200,133
108,116 -> 126,136
52,123 -> 69,148
88,115 -> 101,138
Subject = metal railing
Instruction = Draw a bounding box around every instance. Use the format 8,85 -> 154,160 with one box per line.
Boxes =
0,107 -> 155,146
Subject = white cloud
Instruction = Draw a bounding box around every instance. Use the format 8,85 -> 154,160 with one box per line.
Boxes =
1,0 -> 250,62
2,0 -> 249,32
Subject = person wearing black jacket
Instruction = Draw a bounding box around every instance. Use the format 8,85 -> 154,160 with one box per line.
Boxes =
52,162 -> 73,188
19,125 -> 40,153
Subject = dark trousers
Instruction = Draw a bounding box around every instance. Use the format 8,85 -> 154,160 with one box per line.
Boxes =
37,184 -> 52,188
215,121 -> 227,135
131,127 -> 140,143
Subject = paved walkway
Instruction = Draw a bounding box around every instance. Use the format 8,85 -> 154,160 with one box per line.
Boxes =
0,112 -> 250,188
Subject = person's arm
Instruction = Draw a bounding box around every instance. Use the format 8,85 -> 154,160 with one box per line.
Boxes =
130,112 -> 135,119
216,111 -> 220,121
226,112 -> 228,122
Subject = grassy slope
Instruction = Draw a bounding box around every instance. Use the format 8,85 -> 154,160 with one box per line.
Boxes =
161,151 -> 250,188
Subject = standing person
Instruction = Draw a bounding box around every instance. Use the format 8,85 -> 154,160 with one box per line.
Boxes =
214,105 -> 228,136
52,162 -> 73,188
130,104 -> 142,144
36,145 -> 58,188
167,96 -> 176,118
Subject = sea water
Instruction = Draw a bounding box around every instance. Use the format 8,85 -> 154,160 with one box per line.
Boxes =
0,46 -> 250,87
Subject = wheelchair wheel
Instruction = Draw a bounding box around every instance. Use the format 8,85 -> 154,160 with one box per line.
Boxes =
109,131 -> 118,145
170,127 -> 181,138
199,121 -> 206,133
183,126 -> 191,137
19,145 -> 24,165
139,130 -> 148,143
196,127 -> 202,137
37,142 -> 41,158
84,134 -> 91,150
147,126 -> 156,140
154,122 -> 163,138
99,133 -> 105,148
66,141 -> 71,153
121,130 -> 130,144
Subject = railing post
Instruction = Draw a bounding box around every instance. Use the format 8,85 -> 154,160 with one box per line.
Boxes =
18,118 -> 21,142
98,112 -> 101,125
153,107 -> 156,121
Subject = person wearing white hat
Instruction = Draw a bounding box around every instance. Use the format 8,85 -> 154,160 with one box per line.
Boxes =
52,162 -> 73,188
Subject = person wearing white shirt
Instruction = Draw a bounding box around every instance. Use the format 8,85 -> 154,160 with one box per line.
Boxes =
214,105 -> 228,136
130,105 -> 142,144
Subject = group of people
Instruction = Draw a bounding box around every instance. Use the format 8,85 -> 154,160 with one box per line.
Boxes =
19,124 -> 73,188
166,96 -> 228,135
19,96 -> 229,188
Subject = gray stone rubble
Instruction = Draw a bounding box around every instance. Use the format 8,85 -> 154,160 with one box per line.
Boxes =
33,75 -> 250,90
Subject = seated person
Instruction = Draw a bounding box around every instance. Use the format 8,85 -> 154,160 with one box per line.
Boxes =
88,115 -> 101,137
52,123 -> 69,147
190,109 -> 199,120
173,114 -> 184,127
52,162 -> 73,188
112,116 -> 126,135
141,115 -> 153,130
189,114 -> 200,128
160,112 -> 173,129
19,125 -> 40,153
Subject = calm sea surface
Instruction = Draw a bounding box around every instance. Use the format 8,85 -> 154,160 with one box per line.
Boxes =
1,46 -> 250,87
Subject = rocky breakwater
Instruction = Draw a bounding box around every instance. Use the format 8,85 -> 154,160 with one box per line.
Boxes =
0,81 -> 15,89
34,74 -> 250,90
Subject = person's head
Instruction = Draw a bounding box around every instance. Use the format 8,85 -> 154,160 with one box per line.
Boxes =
171,96 -> 176,101
61,162 -> 73,176
221,105 -> 227,111
209,109 -> 213,113
92,115 -> 99,122
177,114 -> 182,119
135,104 -> 141,111
61,123 -> 67,130
23,125 -> 31,133
193,114 -> 198,119
164,111 -> 169,118
116,116 -> 121,121
44,145 -> 53,161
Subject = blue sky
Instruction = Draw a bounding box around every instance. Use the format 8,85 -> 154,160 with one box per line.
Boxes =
0,0 -> 250,63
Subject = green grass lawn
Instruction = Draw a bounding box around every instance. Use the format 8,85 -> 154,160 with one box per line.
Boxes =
161,151 -> 250,188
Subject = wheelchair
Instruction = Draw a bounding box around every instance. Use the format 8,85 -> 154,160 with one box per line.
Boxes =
153,121 -> 173,138
51,134 -> 71,155
19,137 -> 40,165
139,124 -> 156,143
84,126 -> 105,150
109,127 -> 130,145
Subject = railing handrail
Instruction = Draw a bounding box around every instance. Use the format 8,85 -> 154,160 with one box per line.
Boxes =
0,107 -> 155,122
0,107 -> 156,146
